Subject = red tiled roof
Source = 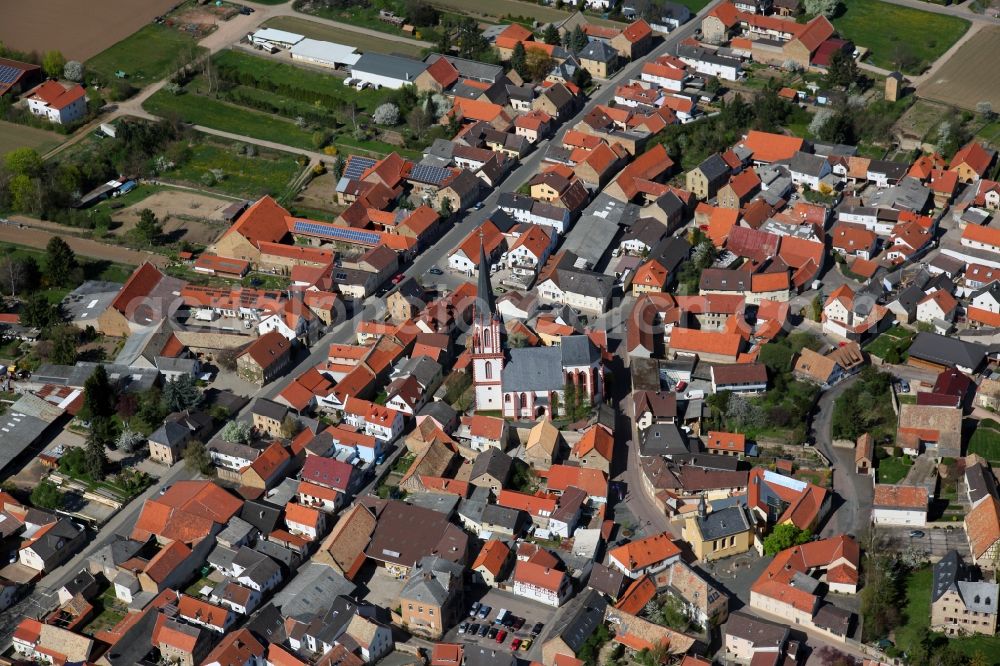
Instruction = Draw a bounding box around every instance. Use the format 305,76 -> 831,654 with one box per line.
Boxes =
29,80 -> 85,110
224,196 -> 291,246
425,57 -> 459,88
951,141 -> 995,176
738,130 -> 804,163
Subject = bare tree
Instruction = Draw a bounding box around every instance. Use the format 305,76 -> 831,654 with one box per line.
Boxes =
0,256 -> 25,298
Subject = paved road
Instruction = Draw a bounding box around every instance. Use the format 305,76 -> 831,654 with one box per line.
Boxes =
810,374 -> 874,538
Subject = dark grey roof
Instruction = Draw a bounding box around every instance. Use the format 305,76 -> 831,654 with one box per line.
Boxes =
788,151 -> 828,177
724,610 -> 788,647
649,236 -> 691,274
697,154 -> 731,182
673,452 -> 743,472
208,544 -> 238,571
586,563 -> 625,600
425,53 -> 503,83
28,518 -> 83,561
471,448 -> 513,482
352,52 -> 427,82
694,505 -> 752,540
253,540 -> 299,569
965,462 -> 999,507
88,537 -> 146,572
958,580 -> 999,614
417,400 -> 458,425
563,215 -> 619,268
245,603 -> 287,645
868,159 -> 909,180
272,562 -> 356,621
578,40 -> 618,64
502,346 -> 564,393
401,555 -> 464,606
621,217 -> 668,248
240,500 -> 283,535
700,268 -> 750,292
463,646 -> 517,666
404,491 -> 461,516
61,570 -> 96,597
252,397 -> 288,422
552,268 -> 614,300
233,546 -> 282,586
908,332 -> 987,370
481,503 -> 522,530
933,550 -> 961,602
149,420 -> 189,448
561,335 -> 600,367
640,423 -> 691,458
812,603 -> 853,635
543,588 -> 607,653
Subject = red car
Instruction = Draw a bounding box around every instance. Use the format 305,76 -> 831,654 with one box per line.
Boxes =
496,630 -> 507,643
391,274 -> 404,284
511,638 -> 521,651
675,380 -> 688,392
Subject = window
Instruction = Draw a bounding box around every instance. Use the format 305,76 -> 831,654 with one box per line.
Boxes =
485,362 -> 493,380
483,329 -> 492,349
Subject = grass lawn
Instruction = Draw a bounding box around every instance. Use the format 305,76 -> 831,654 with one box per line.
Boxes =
0,241 -> 133,291
426,0 -> 623,26
673,0 -> 714,10
86,24 -> 206,85
833,0 -> 970,75
969,422 -> 1000,461
264,15 -> 427,57
0,120 -> 64,155
144,89 -> 316,150
863,326 -> 915,360
877,455 -> 913,484
167,141 -> 304,199
978,119 -> 1000,148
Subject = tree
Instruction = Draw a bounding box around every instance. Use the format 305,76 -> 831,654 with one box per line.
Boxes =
64,60 -> 84,82
116,423 -> 145,454
659,593 -> 690,630
161,375 -> 202,413
543,24 -> 561,46
373,102 -> 400,126
31,480 -> 64,510
860,553 -> 902,640
4,147 -> 43,178
763,524 -> 811,555
439,197 -> 453,217
456,17 -> 490,60
0,254 -> 39,297
525,48 -> 555,82
977,101 -> 995,120
510,42 -> 528,78
810,294 -> 823,322
21,293 -> 63,330
803,0 -> 841,18
45,236 -> 79,288
331,154 -> 345,179
117,392 -> 138,423
221,420 -> 252,444
569,25 -> 588,53
825,49 -> 859,89
134,208 -> 160,245
85,417 -> 112,479
407,105 -> 432,136
50,326 -> 78,365
83,364 -> 115,421
184,439 -> 214,474
216,347 -> 240,371
42,50 -> 66,79
809,108 -> 834,137
281,414 -> 301,438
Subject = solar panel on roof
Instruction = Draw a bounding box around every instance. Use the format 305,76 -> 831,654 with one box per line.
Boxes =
343,156 -> 377,180
0,65 -> 24,85
408,163 -> 451,185
293,220 -> 380,245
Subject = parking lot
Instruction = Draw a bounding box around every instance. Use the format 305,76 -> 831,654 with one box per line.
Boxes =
879,525 -> 971,561
442,587 -> 558,660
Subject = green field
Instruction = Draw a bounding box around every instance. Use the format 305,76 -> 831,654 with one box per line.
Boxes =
863,326 -> 915,361
978,120 -> 1000,148
833,0 -> 970,75
0,121 -> 63,156
212,50 -> 391,113
86,24 -> 207,84
673,0 -> 714,10
168,141 -> 304,199
263,16 -> 427,57
0,241 -> 133,304
424,0 -> 623,26
144,90 -> 317,150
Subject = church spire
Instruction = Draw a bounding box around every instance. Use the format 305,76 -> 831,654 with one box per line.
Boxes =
476,231 -> 496,321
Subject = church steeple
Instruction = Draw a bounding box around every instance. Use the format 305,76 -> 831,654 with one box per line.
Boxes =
475,233 -> 497,324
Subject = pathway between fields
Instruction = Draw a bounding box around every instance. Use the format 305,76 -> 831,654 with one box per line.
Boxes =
0,222 -> 167,267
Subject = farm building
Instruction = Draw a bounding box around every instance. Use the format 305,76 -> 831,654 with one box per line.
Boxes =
290,39 -> 361,69
248,28 -> 304,51
350,52 -> 427,90
26,81 -> 86,125
0,58 -> 42,97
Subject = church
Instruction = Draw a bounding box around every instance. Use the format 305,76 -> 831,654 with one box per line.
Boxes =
469,241 -> 604,420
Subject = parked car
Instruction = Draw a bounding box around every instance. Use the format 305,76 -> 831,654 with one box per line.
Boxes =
496,630 -> 507,643
429,267 -> 443,275
478,624 -> 489,637
488,627 -> 499,639
909,530 -> 925,538
511,638 -> 521,651
531,622 -> 544,636
467,623 -> 479,635
511,616 -> 525,631
469,601 -> 481,617
520,639 -> 533,651
458,623 -> 469,634
478,605 -> 491,619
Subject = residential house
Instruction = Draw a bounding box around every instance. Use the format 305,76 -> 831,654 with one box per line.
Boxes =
513,559 -> 572,607
930,550 -> 999,636
524,418 -> 562,470
568,424 -> 613,474
608,532 -> 682,578
399,556 -> 465,639
965,495 -> 1000,569
950,141 -> 996,183
872,485 -> 928,527
469,449 -> 513,494
471,539 -> 511,586
26,81 -> 87,124
683,499 -> 753,561
238,331 -> 293,385
724,611 -> 793,665
578,40 -> 619,78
